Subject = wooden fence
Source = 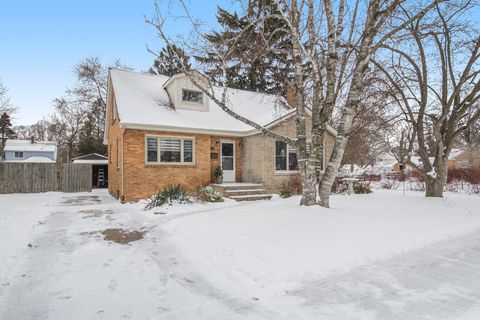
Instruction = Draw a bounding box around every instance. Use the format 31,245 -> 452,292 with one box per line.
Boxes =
0,163 -> 92,194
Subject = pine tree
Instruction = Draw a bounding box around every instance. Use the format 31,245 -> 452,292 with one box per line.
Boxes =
195,1 -> 293,95
0,112 -> 15,160
149,44 -> 191,76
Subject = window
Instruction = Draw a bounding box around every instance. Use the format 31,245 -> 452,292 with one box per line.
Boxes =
457,160 -> 470,169
14,151 -> 24,158
275,141 -> 298,171
146,136 -> 194,164
182,89 -> 203,103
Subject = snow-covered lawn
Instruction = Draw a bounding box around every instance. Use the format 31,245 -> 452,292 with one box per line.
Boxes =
1,189 -> 480,319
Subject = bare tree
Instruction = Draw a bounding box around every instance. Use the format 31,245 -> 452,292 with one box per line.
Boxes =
0,80 -> 16,116
376,1 -> 480,197
147,0 -> 444,207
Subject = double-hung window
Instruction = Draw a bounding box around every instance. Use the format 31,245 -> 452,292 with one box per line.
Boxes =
14,151 -> 24,159
275,141 -> 298,171
146,136 -> 194,164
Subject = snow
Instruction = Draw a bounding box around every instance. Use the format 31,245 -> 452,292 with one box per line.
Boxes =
72,159 -> 108,164
5,156 -> 56,163
109,69 -> 292,135
4,139 -> 57,152
1,189 -> 480,319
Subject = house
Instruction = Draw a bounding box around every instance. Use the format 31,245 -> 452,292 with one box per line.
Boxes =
104,69 -> 336,202
448,147 -> 480,170
72,153 -> 108,188
2,138 -> 57,163
392,156 -> 435,172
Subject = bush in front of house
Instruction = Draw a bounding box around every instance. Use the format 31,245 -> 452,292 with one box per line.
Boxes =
197,186 -> 224,202
279,175 -> 302,198
145,184 -> 192,210
354,182 -> 373,194
279,183 -> 293,198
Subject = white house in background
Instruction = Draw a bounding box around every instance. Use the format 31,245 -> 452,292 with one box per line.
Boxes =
2,139 -> 57,163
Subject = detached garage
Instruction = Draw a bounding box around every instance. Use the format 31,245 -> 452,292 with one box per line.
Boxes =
72,153 -> 108,188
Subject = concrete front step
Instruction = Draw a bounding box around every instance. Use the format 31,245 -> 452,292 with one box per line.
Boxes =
229,194 -> 273,201
210,183 -> 272,201
224,189 -> 269,197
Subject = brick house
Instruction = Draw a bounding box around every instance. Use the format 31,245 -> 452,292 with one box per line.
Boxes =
104,69 -> 336,202
448,148 -> 480,170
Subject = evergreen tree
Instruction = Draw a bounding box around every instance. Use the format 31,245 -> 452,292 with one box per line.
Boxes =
149,44 -> 191,76
0,112 -> 15,160
195,1 -> 293,95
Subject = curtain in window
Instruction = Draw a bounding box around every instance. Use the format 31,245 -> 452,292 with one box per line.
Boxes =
147,138 -> 158,162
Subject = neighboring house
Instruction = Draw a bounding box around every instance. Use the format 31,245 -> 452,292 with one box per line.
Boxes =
448,147 -> 480,170
392,156 -> 435,172
72,153 -> 108,188
3,139 -> 57,163
105,69 -> 336,202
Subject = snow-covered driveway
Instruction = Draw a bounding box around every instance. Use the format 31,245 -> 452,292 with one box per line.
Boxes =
1,189 -> 480,319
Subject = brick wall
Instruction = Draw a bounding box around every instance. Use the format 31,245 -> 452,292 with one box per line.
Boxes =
241,116 -> 336,193
109,129 -> 243,202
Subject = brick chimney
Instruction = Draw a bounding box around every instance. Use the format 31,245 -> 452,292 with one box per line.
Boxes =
286,86 -> 296,108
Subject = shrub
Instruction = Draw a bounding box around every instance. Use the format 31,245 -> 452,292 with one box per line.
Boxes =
381,179 -> 400,190
145,185 -> 192,210
279,176 -> 302,198
279,183 -> 293,198
354,182 -> 373,194
448,168 -> 480,184
197,186 -> 224,202
332,178 -> 348,194
213,165 -> 223,178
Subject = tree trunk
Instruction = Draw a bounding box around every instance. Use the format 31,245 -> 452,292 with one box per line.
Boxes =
425,159 -> 448,197
300,160 -> 317,205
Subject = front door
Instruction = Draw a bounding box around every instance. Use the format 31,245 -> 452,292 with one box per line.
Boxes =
221,141 -> 235,182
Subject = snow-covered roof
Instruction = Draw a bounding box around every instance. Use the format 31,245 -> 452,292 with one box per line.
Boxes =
72,153 -> 108,161
450,148 -> 466,160
72,159 -> 108,165
4,140 -> 57,153
5,156 -> 55,163
106,69 -> 337,140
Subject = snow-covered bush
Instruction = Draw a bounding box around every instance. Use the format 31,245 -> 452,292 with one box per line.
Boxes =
197,186 -> 224,202
381,179 -> 400,190
332,178 -> 348,194
145,185 -> 192,210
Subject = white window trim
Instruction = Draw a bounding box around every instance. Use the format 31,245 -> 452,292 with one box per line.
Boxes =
274,141 -> 299,173
274,141 -> 326,174
145,135 -> 195,165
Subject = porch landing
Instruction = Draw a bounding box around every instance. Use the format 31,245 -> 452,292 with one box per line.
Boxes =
210,183 -> 272,201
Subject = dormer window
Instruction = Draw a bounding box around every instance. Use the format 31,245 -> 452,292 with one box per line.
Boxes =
182,89 -> 203,103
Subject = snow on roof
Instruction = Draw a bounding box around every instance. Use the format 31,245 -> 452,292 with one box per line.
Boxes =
72,159 -> 108,165
109,69 -> 294,136
450,148 -> 465,160
71,153 -> 108,161
5,156 -> 55,163
4,140 -> 57,152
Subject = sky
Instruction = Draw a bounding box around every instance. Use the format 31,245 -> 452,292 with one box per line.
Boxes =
0,0 -> 235,126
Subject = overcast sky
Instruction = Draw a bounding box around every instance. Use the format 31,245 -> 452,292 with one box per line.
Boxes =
0,0 -> 234,126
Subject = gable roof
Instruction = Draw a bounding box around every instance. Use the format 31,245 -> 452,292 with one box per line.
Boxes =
71,153 -> 107,161
4,140 -> 57,153
105,69 -> 336,142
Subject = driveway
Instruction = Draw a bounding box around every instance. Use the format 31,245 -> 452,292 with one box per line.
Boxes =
0,190 -> 479,319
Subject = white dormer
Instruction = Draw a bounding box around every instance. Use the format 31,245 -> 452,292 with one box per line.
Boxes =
162,72 -> 210,111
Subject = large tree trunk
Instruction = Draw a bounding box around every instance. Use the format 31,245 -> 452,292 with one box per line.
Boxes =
300,161 -> 317,205
425,158 -> 448,197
